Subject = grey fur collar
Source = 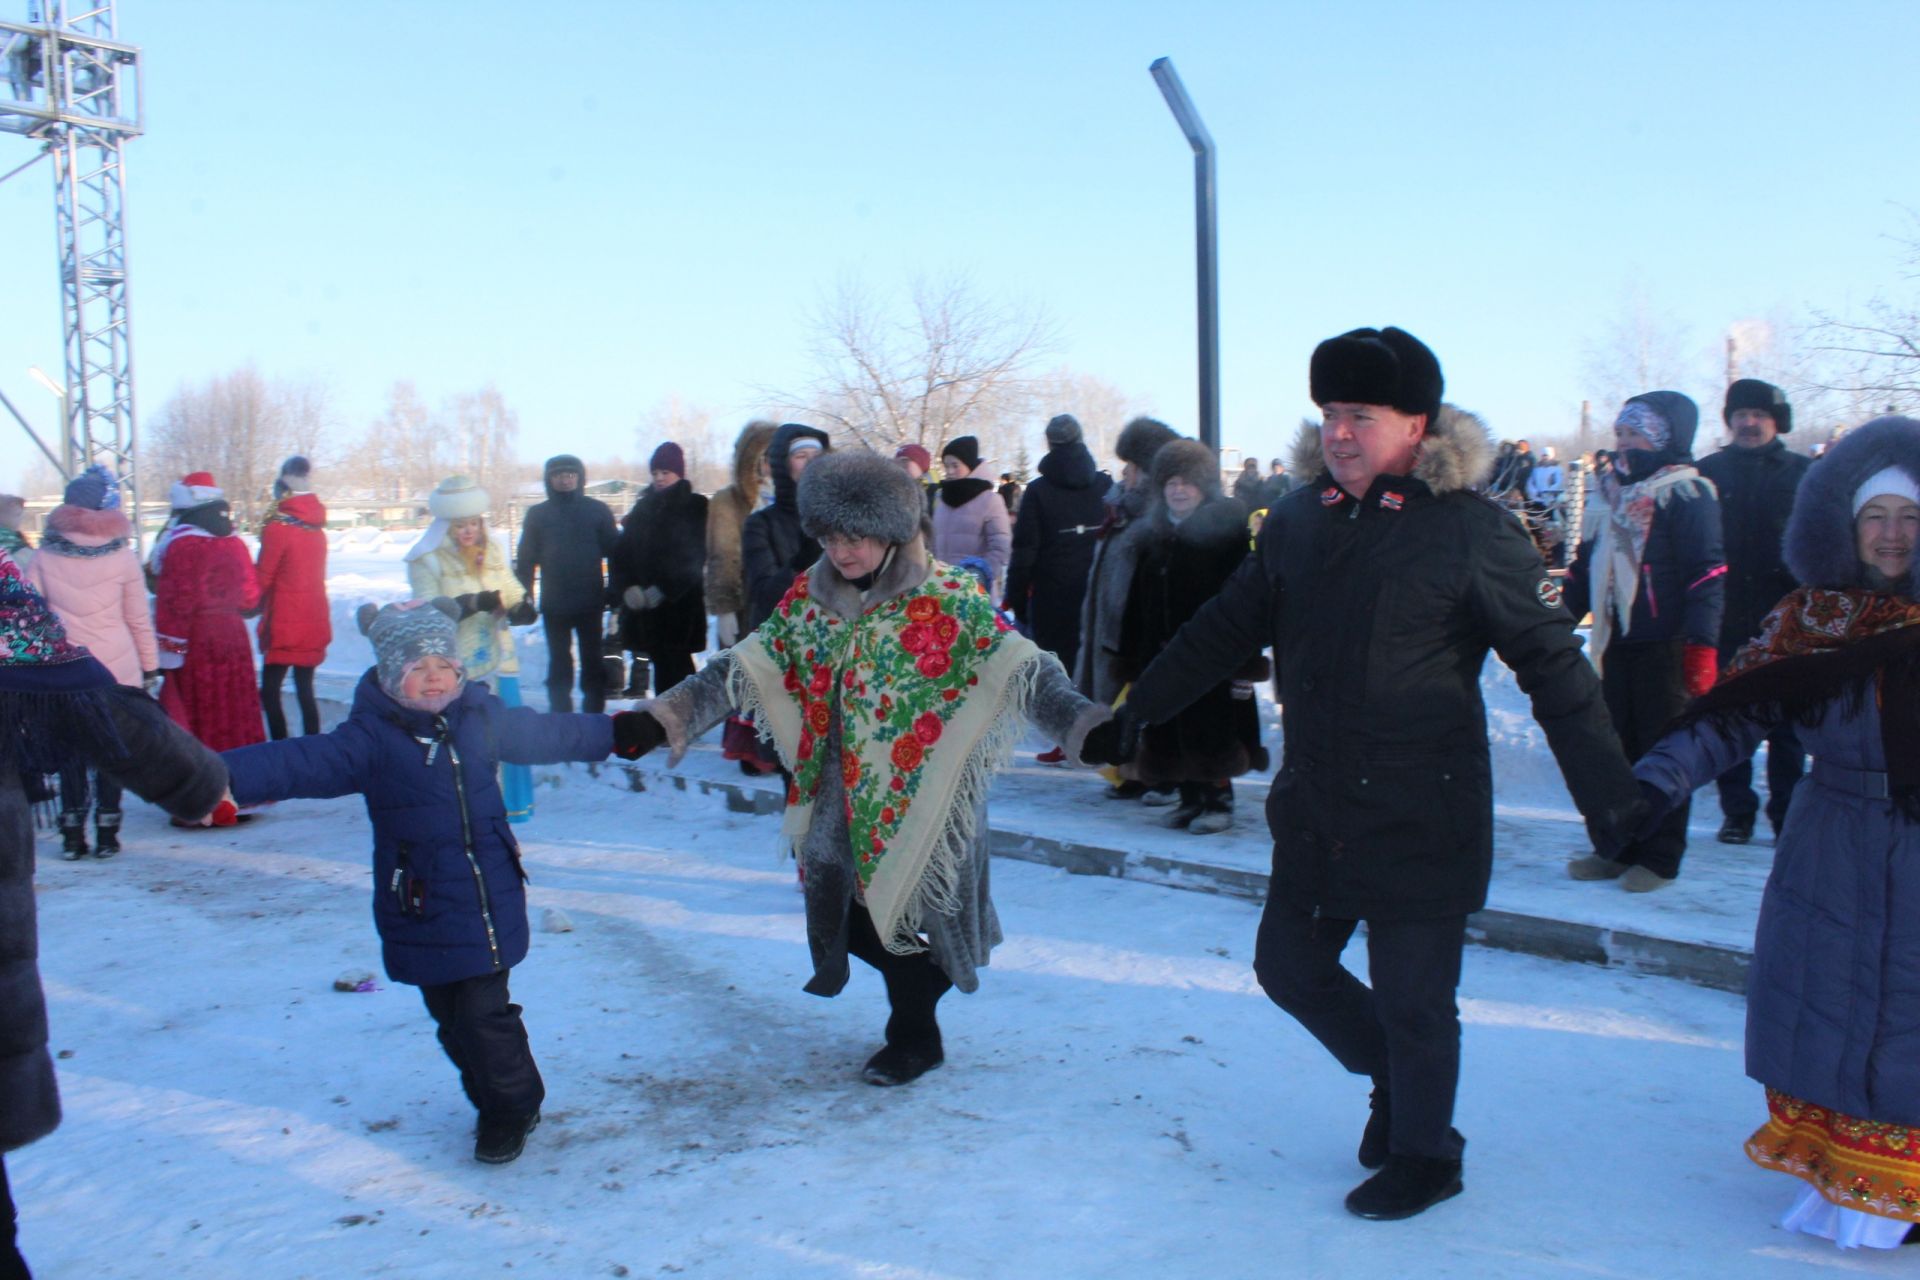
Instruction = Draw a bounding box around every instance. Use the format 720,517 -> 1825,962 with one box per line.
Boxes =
1784,414 -> 1920,594
805,534 -> 931,618
1287,404 -> 1496,496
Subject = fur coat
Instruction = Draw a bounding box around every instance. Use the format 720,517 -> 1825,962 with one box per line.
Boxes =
704,421 -> 777,618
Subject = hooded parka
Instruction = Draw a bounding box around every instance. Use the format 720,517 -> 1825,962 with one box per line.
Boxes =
741,424 -> 830,630
255,492 -> 332,668
611,479 -> 709,657
1004,439 -> 1111,667
513,455 -> 618,618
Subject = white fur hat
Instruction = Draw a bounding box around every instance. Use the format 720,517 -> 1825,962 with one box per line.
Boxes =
428,475 -> 490,520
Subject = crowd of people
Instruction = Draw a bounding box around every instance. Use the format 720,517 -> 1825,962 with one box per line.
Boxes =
5,324 -> 1918,1273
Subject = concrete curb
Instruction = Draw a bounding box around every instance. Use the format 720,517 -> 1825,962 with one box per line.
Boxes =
603,761 -> 1751,995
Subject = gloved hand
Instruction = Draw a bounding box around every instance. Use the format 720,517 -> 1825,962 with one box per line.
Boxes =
197,793 -> 239,827
454,593 -> 483,619
715,614 -> 741,649
472,589 -> 503,614
611,710 -> 667,760
506,600 -> 538,627
1683,644 -> 1719,698
1078,713 -> 1141,767
1631,779 -> 1675,843
142,670 -> 163,698
624,585 -> 665,612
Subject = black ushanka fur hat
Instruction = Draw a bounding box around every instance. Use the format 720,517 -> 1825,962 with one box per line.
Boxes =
1115,416 -> 1180,468
1149,438 -> 1223,497
798,449 -> 927,546
1724,378 -> 1793,435
1309,326 -> 1444,423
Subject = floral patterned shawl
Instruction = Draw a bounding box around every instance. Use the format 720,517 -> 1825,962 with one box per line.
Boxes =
729,564 -> 1040,953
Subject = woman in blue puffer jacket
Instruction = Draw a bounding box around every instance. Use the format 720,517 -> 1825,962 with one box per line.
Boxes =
1626,415 -> 1920,1249
222,598 -> 655,1165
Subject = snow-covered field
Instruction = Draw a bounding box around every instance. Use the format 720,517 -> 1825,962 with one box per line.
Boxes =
16,529 -> 1853,1278
25,777 -> 1873,1279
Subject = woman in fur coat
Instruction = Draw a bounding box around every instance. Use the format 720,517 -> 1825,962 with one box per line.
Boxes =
628,451 -> 1112,1086
23,465 -> 159,857
255,456 -> 331,740
406,475 -> 534,822
610,442 -> 708,696
1625,415 -> 1920,1249
1116,440 -> 1263,833
151,472 -> 265,754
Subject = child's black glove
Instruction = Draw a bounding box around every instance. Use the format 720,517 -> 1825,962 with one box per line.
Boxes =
506,600 -> 538,626
1078,713 -> 1140,766
611,711 -> 666,760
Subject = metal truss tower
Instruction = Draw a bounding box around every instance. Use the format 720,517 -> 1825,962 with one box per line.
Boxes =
1,1 -> 143,531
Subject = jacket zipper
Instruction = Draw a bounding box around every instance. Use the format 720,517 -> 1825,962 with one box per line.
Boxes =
439,715 -> 503,971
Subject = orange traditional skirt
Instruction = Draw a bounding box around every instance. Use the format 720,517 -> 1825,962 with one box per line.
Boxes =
1746,1088 -> 1920,1223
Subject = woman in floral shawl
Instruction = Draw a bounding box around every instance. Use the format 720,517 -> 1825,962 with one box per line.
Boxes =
1627,415 -> 1920,1249
633,449 -> 1113,1085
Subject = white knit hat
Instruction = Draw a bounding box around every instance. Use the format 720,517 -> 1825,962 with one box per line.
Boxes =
428,474 -> 490,520
1852,466 -> 1920,516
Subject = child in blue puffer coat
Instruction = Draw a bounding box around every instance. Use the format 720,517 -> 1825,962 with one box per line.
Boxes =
222,598 -> 659,1164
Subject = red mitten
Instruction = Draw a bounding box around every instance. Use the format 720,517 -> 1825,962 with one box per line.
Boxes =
1682,644 -> 1718,698
210,798 -> 239,827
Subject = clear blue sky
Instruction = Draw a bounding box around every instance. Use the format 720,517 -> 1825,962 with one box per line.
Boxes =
4,0 -> 1918,490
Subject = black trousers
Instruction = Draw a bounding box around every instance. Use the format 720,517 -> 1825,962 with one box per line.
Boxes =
57,763 -> 121,818
647,649 -> 696,695
261,663 -> 320,739
541,610 -> 606,714
845,903 -> 951,1045
417,970 -> 545,1120
1602,639 -> 1693,878
1253,899 -> 1467,1161
1715,720 -> 1804,833
0,1154 -> 27,1280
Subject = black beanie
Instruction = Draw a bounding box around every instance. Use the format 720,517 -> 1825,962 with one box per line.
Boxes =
940,436 -> 982,470
1724,378 -> 1793,435
1309,327 -> 1444,423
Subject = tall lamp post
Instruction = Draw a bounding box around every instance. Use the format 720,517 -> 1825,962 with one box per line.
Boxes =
1150,57 -> 1219,451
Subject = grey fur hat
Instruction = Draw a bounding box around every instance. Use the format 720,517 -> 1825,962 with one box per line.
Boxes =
357,597 -> 463,695
1785,415 -> 1920,593
1115,416 -> 1179,467
797,449 -> 926,546
1150,438 -> 1223,497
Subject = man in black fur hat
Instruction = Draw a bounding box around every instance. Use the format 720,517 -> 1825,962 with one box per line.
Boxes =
1695,379 -> 1811,843
1091,326 -> 1642,1221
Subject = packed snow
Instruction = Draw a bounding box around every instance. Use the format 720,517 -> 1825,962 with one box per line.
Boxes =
15,531 -> 1854,1278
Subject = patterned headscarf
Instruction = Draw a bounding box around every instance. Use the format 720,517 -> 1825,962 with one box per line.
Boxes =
0,547 -> 119,777
1614,400 -> 1672,452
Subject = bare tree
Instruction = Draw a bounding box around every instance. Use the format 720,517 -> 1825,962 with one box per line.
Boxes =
636,394 -> 719,490
1808,212 -> 1920,422
1027,367 -> 1157,470
145,365 -> 331,527
446,384 -> 521,505
1579,284 -> 1711,418
793,274 -> 1059,465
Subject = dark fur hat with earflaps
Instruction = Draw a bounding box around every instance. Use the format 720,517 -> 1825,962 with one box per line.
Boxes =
798,449 -> 927,546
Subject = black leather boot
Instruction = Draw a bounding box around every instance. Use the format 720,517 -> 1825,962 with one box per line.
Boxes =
1346,1145 -> 1465,1220
1357,1085 -> 1391,1170
1717,813 -> 1755,844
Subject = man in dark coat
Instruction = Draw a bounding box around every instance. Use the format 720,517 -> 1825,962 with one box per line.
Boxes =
1564,392 -> 1726,889
1262,458 -> 1296,508
1,551 -> 229,1275
1096,327 -> 1641,1221
742,424 -> 830,631
1694,379 -> 1811,843
514,454 -> 618,713
1005,414 -> 1111,673
611,441 -> 709,696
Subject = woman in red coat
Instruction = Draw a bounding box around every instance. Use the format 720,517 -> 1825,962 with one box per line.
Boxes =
256,457 -> 331,738
152,472 -> 265,752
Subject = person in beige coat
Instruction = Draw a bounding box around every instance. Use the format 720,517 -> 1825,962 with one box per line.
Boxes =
405,475 -> 537,821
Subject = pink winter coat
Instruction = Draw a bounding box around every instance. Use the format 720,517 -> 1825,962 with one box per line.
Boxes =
24,504 -> 158,687
930,479 -> 1013,593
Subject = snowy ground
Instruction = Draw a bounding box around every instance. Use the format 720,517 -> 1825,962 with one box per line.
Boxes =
16,528 -> 1849,1278
23,776 -> 1889,1279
